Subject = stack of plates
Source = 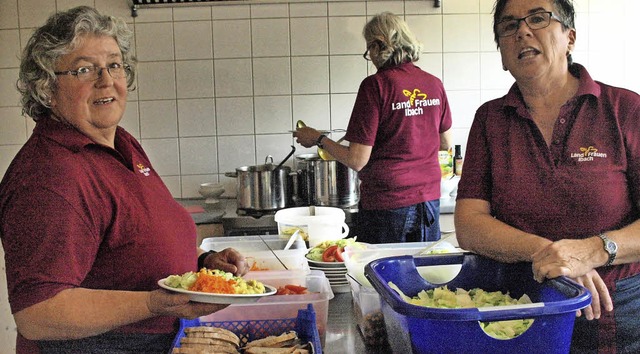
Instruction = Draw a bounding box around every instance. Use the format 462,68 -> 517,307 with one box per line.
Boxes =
306,258 -> 350,293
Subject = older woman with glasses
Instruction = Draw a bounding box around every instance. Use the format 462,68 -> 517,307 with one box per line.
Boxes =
455,0 -> 640,352
295,12 -> 453,244
0,6 -> 249,353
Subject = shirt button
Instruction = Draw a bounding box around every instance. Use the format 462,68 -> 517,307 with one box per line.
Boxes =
554,139 -> 560,145
559,118 -> 566,124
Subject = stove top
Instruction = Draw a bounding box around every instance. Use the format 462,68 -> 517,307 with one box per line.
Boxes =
235,209 -> 277,218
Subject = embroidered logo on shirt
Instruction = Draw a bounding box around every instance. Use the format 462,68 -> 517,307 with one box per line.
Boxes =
391,88 -> 441,117
136,163 -> 151,176
570,146 -> 607,162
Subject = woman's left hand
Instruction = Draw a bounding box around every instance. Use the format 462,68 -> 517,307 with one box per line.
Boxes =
147,290 -> 229,319
531,238 -> 601,281
203,248 -> 249,276
531,238 -> 613,319
293,127 -> 322,148
570,270 -> 613,320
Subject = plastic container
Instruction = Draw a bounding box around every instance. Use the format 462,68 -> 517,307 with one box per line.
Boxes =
365,253 -> 592,354
344,242 -> 459,348
196,270 -> 333,345
201,234 -> 307,252
201,236 -> 309,272
274,206 -> 349,247
171,304 -> 322,354
347,276 -> 389,347
343,241 -> 461,286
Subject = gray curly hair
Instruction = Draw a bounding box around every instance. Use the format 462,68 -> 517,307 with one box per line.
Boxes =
17,6 -> 136,121
363,12 -> 422,69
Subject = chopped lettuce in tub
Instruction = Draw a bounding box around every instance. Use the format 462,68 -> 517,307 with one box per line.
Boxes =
390,283 -> 534,339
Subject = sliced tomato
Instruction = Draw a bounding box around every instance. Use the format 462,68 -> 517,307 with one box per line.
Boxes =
284,284 -> 308,294
334,246 -> 344,262
322,245 -> 339,262
276,287 -> 294,295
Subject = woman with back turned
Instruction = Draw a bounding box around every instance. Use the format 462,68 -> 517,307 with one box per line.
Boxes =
295,12 -> 453,244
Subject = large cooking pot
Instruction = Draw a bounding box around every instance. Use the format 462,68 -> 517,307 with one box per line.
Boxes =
295,153 -> 359,208
226,156 -> 294,212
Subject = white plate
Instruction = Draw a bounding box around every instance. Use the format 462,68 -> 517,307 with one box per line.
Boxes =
158,278 -> 276,304
306,257 -> 347,268
310,266 -> 347,274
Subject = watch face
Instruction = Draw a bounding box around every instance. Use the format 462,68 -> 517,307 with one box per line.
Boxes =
606,241 -> 618,253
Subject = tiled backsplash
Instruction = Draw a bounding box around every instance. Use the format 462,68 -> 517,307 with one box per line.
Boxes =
0,0 -> 638,201
0,1 -> 639,351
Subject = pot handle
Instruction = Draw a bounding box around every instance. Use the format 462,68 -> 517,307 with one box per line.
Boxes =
224,171 -> 237,178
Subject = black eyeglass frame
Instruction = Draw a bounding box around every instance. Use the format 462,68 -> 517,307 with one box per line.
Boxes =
54,63 -> 131,81
363,48 -> 372,61
363,41 -> 380,61
496,11 -> 563,38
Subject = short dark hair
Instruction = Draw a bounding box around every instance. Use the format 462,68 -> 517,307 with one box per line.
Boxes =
492,0 -> 576,46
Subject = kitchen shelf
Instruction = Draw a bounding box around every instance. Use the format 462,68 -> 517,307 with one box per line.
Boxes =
131,0 -> 371,17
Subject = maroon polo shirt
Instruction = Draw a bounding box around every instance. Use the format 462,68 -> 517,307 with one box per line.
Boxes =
0,119 -> 196,346
457,63 -> 640,283
344,62 -> 453,210
458,64 -> 640,351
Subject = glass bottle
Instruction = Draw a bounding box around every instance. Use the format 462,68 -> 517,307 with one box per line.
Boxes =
454,145 -> 463,176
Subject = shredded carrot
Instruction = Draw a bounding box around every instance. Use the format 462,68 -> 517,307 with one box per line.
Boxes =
249,262 -> 268,271
189,270 -> 236,294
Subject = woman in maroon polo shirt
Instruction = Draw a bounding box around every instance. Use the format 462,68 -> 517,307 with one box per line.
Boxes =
0,6 -> 248,353
294,12 -> 453,244
455,0 -> 640,352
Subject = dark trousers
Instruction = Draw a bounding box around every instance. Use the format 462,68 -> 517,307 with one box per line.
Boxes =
570,272 -> 640,353
353,199 -> 441,244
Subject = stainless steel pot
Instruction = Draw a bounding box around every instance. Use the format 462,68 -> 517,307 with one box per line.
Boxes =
226,156 -> 294,212
295,154 -> 359,208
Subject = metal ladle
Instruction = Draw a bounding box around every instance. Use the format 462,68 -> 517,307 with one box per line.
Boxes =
274,145 -> 296,170
318,136 -> 345,161
296,120 -> 343,161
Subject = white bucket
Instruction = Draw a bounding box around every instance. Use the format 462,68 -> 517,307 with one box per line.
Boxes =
275,207 -> 349,247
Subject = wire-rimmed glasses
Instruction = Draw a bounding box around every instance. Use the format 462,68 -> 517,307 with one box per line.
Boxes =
54,63 -> 131,82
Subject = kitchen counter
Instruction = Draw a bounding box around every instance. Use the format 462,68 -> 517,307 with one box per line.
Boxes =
178,197 -> 454,353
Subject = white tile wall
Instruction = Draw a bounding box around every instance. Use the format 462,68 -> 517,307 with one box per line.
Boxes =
3,3 -> 638,350
0,0 -> 638,201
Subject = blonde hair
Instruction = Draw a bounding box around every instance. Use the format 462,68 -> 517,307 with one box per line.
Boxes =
363,12 -> 422,68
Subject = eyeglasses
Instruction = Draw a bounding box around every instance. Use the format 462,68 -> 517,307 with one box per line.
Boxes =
496,11 -> 563,37
363,49 -> 371,61
54,63 -> 130,82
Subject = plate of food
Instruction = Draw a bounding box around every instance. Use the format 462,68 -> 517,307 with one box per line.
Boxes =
305,239 -> 367,268
158,268 -> 276,304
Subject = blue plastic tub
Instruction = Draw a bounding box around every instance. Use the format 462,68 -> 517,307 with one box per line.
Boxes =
365,253 -> 591,354
170,304 -> 322,354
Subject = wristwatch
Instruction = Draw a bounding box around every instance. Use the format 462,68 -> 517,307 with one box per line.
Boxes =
315,134 -> 327,148
598,233 -> 617,267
